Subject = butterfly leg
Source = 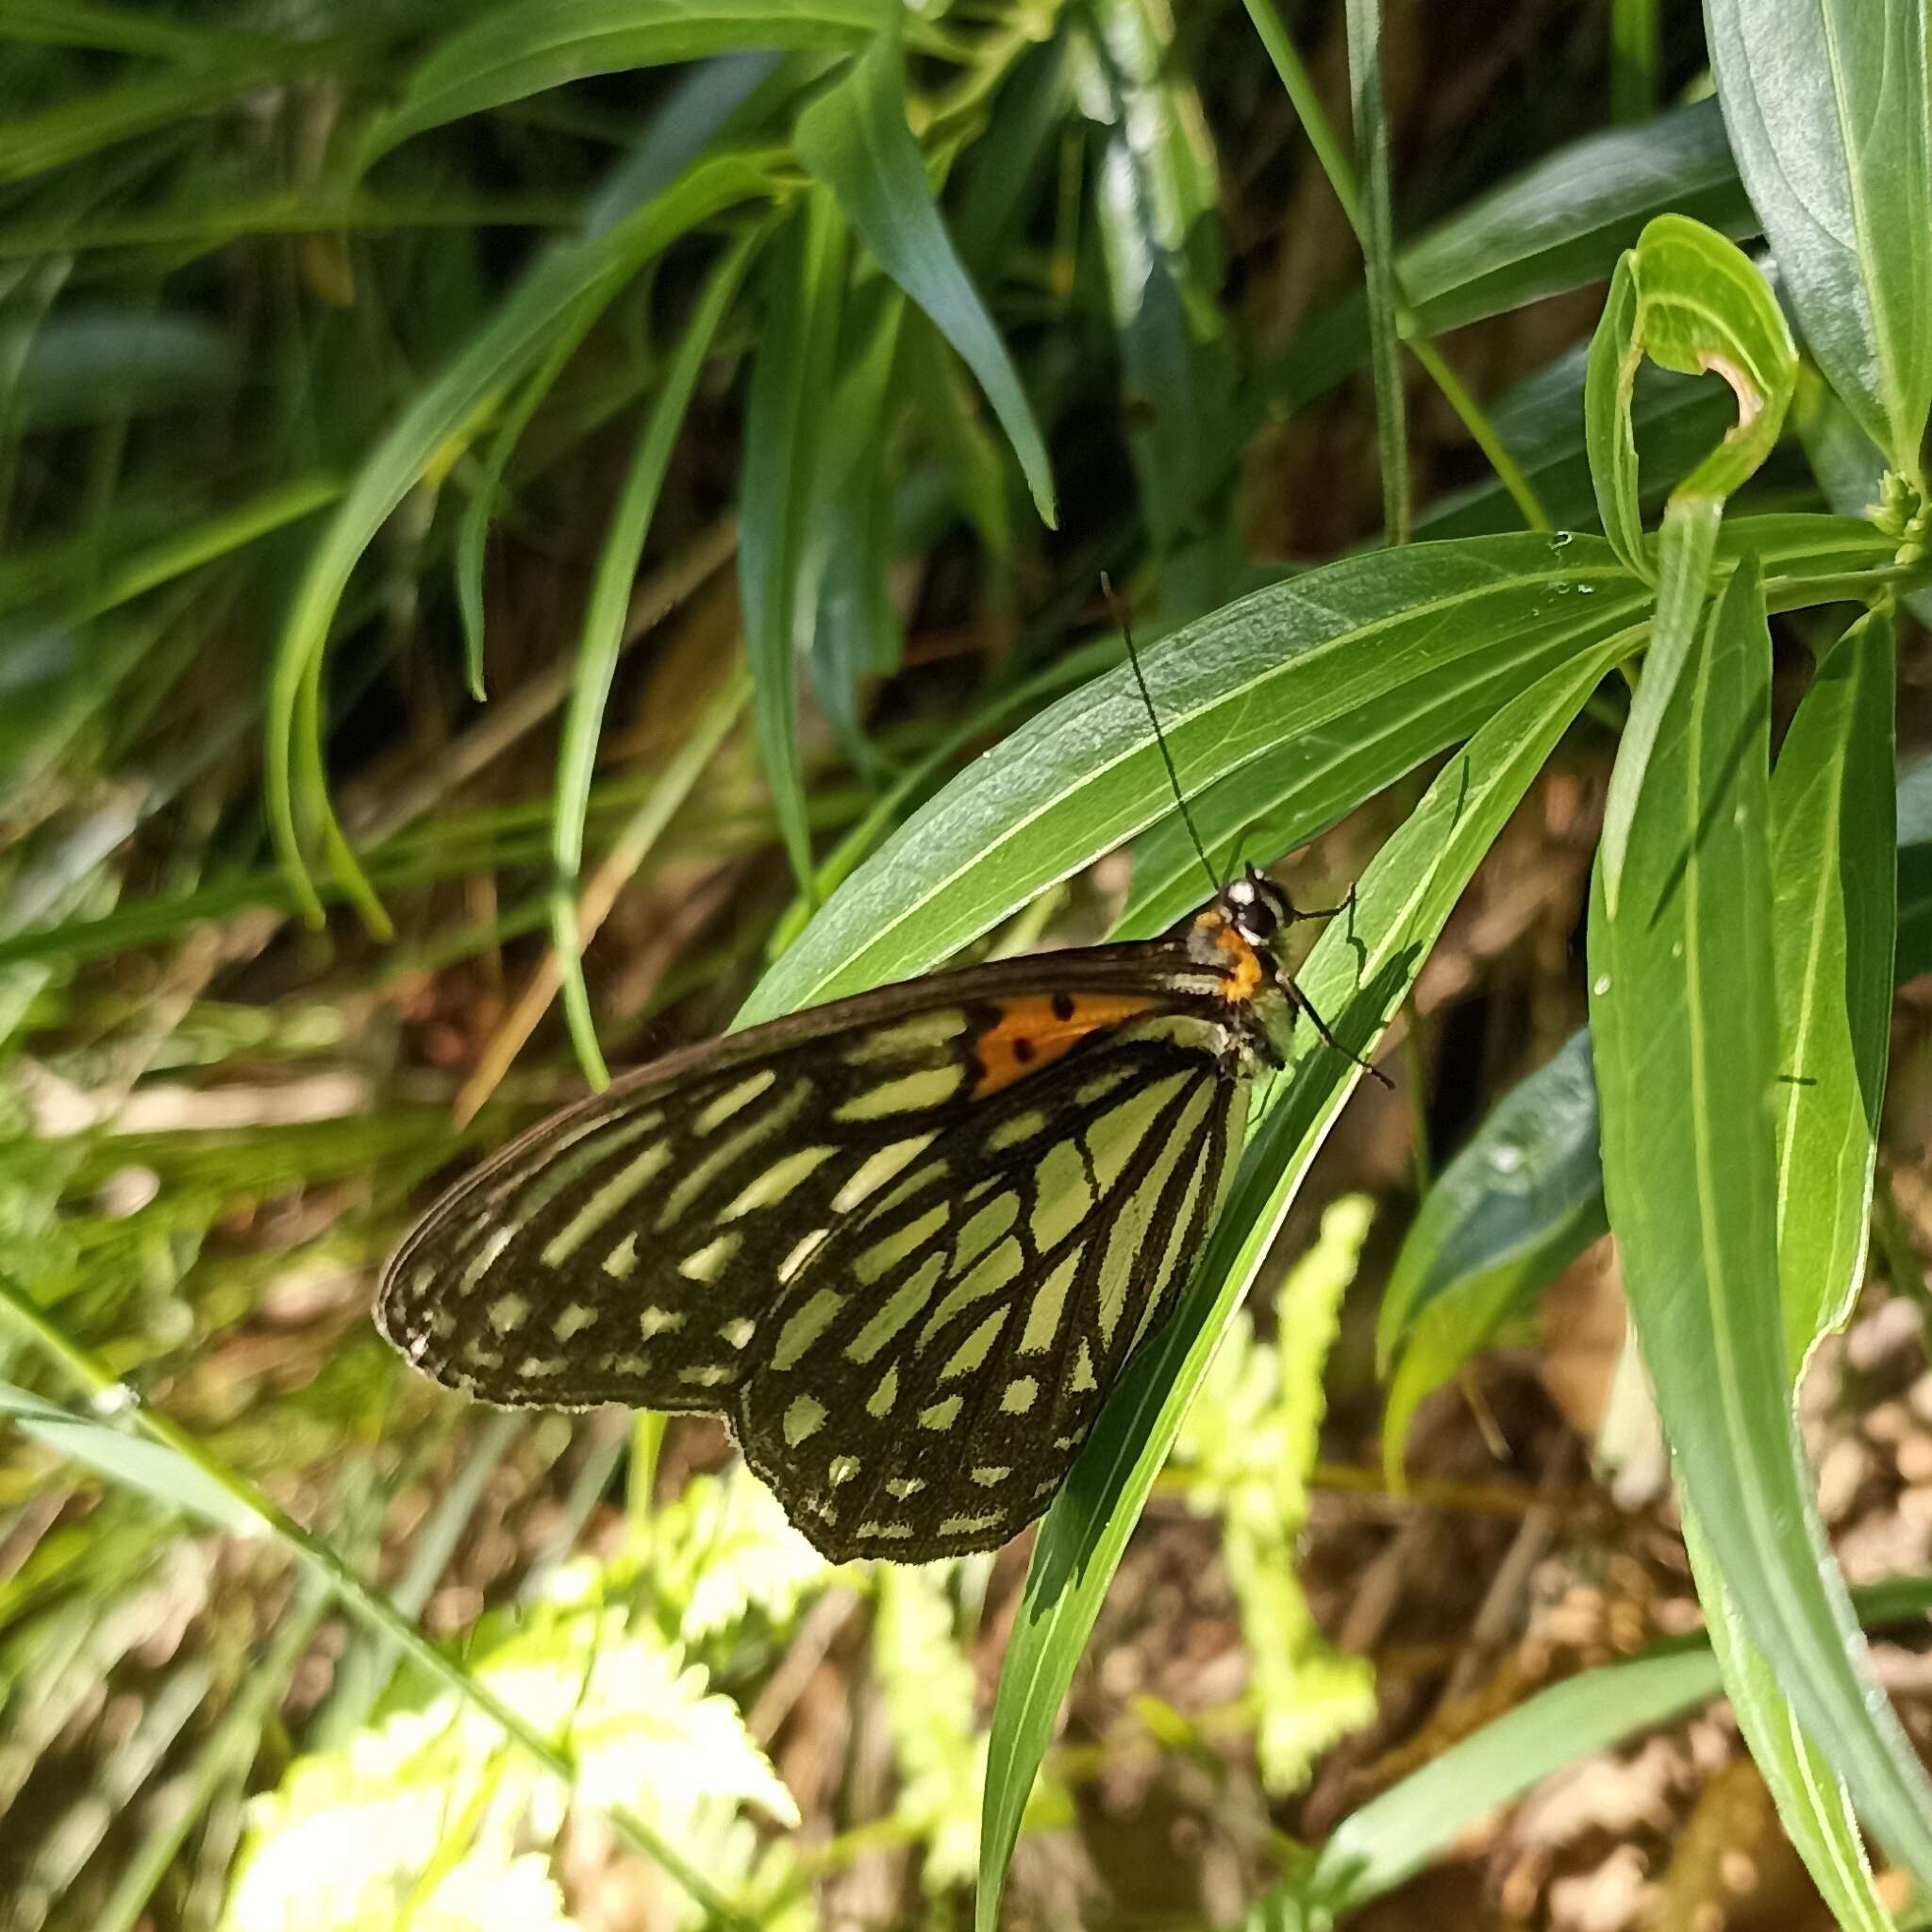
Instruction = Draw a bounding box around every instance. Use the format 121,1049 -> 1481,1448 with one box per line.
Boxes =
1281,880 -> 1358,924
1282,971 -> 1394,1089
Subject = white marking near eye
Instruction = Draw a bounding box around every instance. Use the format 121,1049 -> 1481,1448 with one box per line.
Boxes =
831,1134 -> 936,1212
487,1291 -> 528,1334
1001,1375 -> 1038,1414
679,1232 -> 740,1282
941,1305 -> 1012,1380
694,1068 -> 776,1134
828,1455 -> 859,1486
842,1008 -> 969,1062
845,1252 -> 947,1364
541,1140 -> 673,1264
920,1394 -> 962,1430
778,1227 -> 830,1282
784,1394 -> 826,1443
1019,1248 -> 1083,1355
720,1143 -> 836,1220
834,1063 -> 963,1122
772,1287 -> 844,1370
866,1365 -> 898,1417
553,1303 -> 595,1341
603,1232 -> 641,1279
639,1307 -> 682,1338
719,1316 -> 757,1349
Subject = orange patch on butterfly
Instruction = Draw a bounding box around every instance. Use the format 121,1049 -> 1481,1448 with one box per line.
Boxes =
971,992 -> 1158,1096
1212,924 -> 1264,1002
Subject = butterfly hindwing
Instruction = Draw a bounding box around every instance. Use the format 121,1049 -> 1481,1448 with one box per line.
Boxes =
737,1041 -> 1247,1558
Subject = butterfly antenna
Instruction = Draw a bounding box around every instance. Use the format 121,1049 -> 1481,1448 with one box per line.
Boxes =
1101,573 -> 1223,894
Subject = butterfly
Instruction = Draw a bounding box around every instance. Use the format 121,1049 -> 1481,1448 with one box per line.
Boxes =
375,864 -> 1382,1563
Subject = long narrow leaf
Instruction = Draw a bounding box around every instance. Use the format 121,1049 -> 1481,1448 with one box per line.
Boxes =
793,19 -> 1057,526
741,517 -> 1890,1026
976,626 -> 1640,1931
740,189 -> 847,892
552,229 -> 765,1083
1707,0 -> 1932,486
1591,558 -> 1932,1883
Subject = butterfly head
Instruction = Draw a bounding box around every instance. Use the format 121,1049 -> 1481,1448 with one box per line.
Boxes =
1223,866 -> 1291,950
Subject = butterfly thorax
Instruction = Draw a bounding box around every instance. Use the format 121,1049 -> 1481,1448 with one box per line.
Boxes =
1182,873 -> 1299,1072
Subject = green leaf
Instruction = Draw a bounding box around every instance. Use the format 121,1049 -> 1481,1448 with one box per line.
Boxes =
1274,1573 -> 1932,1920
744,533 -> 1662,1022
1344,0 -> 1408,543
1707,0 -> 1932,488
1261,97 -> 1756,415
1585,253 -> 1648,575
266,150 -> 774,927
1377,1028 -> 1606,1482
1418,345 -> 1734,542
1590,556 -> 1932,1883
0,1383 -> 262,1538
1592,215 -> 1798,912
361,0 -> 893,161
1682,1507 -> 1895,1932
739,518 -> 1890,1029
793,19 -> 1057,526
739,188 -> 848,893
1771,603 -> 1894,1365
976,628 -> 1637,1932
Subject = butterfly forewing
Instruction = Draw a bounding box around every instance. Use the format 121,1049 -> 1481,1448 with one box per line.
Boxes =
377,943 -> 1276,1561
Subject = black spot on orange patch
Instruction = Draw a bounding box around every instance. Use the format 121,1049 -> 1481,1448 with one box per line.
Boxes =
971,992 -> 1158,1096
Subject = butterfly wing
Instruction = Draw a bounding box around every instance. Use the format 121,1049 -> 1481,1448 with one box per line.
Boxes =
377,948 -> 1260,1558
734,1035 -> 1247,1559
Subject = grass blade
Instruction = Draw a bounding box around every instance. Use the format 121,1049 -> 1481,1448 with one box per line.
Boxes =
794,18 -> 1057,526
551,226 -> 765,1083
362,0 -> 892,162
265,151 -> 774,925
739,188 -> 848,893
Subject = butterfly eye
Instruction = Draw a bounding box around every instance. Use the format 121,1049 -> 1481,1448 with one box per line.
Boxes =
1234,897 -> 1277,943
